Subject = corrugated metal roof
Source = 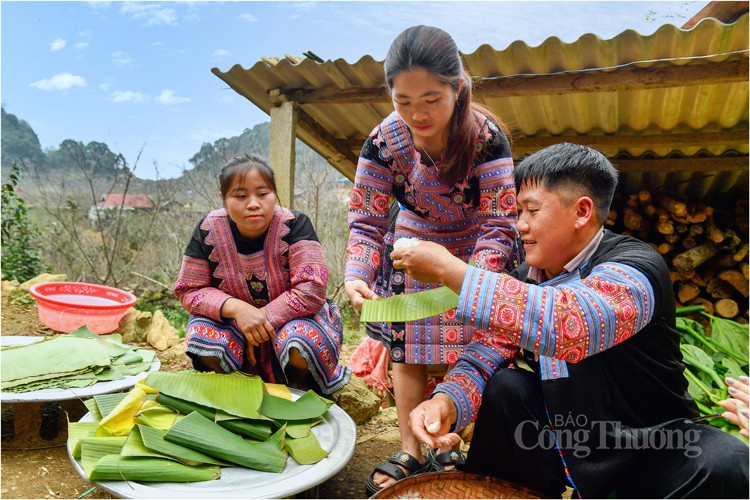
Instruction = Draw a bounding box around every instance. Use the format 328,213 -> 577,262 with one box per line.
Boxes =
213,14 -> 748,200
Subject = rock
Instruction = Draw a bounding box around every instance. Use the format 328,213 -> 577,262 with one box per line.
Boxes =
159,342 -> 191,371
330,374 -> 382,425
145,310 -> 181,351
116,308 -> 153,344
18,274 -> 68,292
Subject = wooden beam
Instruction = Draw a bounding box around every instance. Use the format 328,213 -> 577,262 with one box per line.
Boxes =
294,107 -> 359,181
269,101 -> 297,208
340,129 -> 749,156
613,156 -> 748,173
512,129 -> 749,156
287,59 -> 748,104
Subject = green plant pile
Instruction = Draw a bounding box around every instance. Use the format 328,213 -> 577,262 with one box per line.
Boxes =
1,163 -> 45,282
676,305 -> 749,439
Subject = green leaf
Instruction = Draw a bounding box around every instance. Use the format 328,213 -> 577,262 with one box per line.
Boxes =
261,390 -> 329,420
360,286 -> 459,322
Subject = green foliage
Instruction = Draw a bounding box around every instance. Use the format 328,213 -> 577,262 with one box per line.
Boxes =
676,307 -> 749,439
1,163 -> 46,282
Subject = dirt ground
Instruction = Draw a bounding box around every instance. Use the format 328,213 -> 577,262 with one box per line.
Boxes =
0,296 -> 401,500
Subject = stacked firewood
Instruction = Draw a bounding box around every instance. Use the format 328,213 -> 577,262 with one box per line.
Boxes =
607,190 -> 748,321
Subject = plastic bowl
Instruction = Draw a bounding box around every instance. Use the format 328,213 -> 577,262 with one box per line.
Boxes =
28,282 -> 136,334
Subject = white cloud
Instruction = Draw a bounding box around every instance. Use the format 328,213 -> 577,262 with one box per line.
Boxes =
50,39 -> 67,51
119,3 -> 177,26
239,13 -> 258,22
212,49 -> 229,60
75,42 -> 90,49
30,73 -> 87,91
111,90 -> 147,103
155,90 -> 191,106
111,51 -> 135,67
99,83 -> 110,91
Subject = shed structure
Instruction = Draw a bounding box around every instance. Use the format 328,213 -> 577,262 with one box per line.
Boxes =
212,13 -> 749,208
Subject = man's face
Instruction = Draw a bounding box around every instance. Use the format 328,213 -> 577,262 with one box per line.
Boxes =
516,181 -> 580,279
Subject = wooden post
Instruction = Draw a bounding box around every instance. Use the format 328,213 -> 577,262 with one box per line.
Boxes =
269,100 -> 297,209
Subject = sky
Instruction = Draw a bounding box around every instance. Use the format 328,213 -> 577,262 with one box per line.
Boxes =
1,0 -> 709,180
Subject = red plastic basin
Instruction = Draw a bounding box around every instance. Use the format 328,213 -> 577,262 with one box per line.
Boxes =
28,282 -> 136,334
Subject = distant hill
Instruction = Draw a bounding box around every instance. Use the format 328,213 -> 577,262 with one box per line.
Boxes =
1,107 -> 335,196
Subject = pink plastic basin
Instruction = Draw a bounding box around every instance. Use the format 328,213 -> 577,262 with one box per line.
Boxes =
28,282 -> 136,334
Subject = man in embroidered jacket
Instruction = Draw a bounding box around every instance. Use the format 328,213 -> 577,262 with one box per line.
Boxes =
391,143 -> 748,498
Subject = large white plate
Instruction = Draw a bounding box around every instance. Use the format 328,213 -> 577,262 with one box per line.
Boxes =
68,389 -> 357,499
1,335 -> 161,403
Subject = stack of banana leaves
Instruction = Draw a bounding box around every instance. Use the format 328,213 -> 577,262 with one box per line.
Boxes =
1,327 -> 155,393
69,370 -> 335,483
676,306 -> 749,441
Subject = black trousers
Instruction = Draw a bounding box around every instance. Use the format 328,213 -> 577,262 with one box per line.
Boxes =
459,369 -> 749,498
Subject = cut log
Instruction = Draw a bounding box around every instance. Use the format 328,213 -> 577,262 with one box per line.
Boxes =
658,243 -> 674,255
687,297 -> 715,316
655,194 -> 688,218
720,229 -> 741,250
689,224 -> 704,237
638,190 -> 651,205
623,208 -> 646,231
677,282 -> 701,303
682,237 -> 697,250
705,219 -> 725,244
734,243 -> 749,262
715,298 -> 739,319
672,242 -> 717,272
717,269 -> 749,297
657,219 -> 675,235
706,278 -> 734,299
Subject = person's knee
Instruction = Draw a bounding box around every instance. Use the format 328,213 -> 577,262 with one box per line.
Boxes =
287,347 -> 309,371
483,368 -> 537,405
680,426 -> 749,497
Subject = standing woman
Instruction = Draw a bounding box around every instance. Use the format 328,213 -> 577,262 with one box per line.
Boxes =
174,154 -> 350,396
344,26 -> 520,494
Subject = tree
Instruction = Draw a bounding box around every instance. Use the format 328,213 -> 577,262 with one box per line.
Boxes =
1,163 -> 45,281
1,107 -> 45,171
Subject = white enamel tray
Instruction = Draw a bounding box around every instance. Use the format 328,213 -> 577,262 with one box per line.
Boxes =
67,388 -> 357,499
1,335 -> 161,403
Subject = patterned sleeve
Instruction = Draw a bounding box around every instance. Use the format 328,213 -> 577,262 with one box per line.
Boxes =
172,218 -> 232,321
436,263 -> 656,430
344,132 -> 393,284
469,121 -> 518,273
263,213 -> 328,329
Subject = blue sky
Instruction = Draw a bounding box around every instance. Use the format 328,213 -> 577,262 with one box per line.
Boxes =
1,1 -> 707,180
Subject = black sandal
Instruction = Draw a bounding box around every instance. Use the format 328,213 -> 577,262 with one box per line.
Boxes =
364,450 -> 431,495
427,448 -> 466,471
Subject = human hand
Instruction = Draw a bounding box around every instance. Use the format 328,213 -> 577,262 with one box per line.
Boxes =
222,299 -> 274,366
391,241 -> 467,291
720,376 -> 749,437
409,393 -> 461,449
344,280 -> 378,312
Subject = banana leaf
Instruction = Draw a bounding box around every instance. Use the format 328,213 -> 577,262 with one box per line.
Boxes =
286,431 -> 329,465
360,286 -> 459,322
126,424 -> 230,466
157,393 -> 216,420
80,436 -> 128,478
164,411 -> 287,472
146,371 -> 263,419
68,422 -> 99,459
260,390 -> 330,420
90,455 -> 219,482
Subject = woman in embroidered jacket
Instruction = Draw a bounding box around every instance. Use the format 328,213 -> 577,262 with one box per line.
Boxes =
174,154 -> 350,395
344,26 -> 519,494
